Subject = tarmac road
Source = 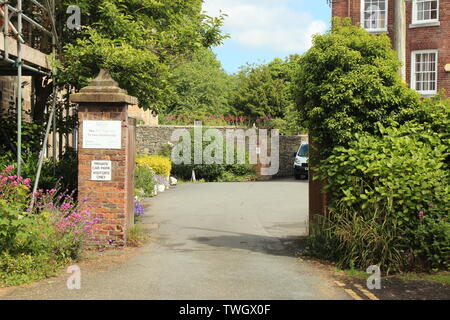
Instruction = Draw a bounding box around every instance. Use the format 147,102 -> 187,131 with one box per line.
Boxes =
1,180 -> 350,300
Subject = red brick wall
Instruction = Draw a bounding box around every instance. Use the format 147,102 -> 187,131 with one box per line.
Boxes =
78,103 -> 131,247
405,0 -> 450,95
332,0 -> 450,96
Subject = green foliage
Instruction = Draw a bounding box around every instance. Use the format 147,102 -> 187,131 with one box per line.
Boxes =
57,0 -> 228,112
0,106 -> 45,156
135,165 -> 156,197
259,104 -> 306,135
165,48 -> 237,117
0,252 -> 62,286
293,18 -> 420,158
233,55 -> 301,120
0,149 -> 78,192
171,129 -> 256,182
0,166 -> 98,287
311,123 -> 450,272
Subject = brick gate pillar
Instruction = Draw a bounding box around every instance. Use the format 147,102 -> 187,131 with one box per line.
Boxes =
70,69 -> 138,246
308,135 -> 329,226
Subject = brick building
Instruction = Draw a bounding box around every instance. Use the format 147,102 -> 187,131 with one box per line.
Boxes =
331,0 -> 450,96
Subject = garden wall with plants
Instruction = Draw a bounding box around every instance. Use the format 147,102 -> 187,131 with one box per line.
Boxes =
136,125 -> 307,178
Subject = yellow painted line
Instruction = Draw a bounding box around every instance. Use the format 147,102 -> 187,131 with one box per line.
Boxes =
344,288 -> 364,300
354,283 -> 380,300
334,281 -> 346,287
335,281 -> 364,300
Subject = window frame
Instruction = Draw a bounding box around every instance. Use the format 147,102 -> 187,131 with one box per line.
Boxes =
360,0 -> 389,32
412,0 -> 439,25
410,49 -> 439,96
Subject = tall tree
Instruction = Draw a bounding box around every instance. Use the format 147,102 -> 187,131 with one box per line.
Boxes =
165,48 -> 236,118
232,55 -> 300,120
34,0 -> 227,116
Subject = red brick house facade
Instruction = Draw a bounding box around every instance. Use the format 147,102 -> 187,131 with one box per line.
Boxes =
331,0 -> 450,97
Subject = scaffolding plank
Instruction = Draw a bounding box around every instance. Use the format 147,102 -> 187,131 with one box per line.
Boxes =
0,33 -> 51,70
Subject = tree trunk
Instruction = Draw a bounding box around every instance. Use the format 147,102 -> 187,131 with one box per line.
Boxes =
32,75 -> 53,124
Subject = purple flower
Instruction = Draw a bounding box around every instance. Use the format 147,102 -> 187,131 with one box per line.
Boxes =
134,199 -> 145,217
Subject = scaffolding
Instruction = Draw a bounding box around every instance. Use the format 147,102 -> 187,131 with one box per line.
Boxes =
0,0 -> 58,194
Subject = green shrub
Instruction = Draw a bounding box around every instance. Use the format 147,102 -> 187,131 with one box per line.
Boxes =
293,18 -> 420,160
0,252 -> 61,286
311,123 -> 450,272
0,165 -> 98,286
0,148 -> 78,192
135,164 -> 156,197
171,128 -> 257,182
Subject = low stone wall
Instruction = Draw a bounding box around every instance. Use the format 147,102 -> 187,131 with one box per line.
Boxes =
136,125 -> 308,178
136,125 -> 246,155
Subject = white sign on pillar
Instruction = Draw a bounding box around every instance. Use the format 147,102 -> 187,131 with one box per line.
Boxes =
91,160 -> 112,181
83,120 -> 122,149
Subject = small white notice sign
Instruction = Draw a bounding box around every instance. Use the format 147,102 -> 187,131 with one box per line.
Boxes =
91,160 -> 112,181
83,120 -> 121,149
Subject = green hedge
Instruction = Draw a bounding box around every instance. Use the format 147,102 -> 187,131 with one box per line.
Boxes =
310,122 -> 449,272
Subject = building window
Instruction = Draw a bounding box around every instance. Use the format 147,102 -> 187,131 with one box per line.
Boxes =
361,0 -> 388,32
413,0 -> 439,24
411,50 -> 438,95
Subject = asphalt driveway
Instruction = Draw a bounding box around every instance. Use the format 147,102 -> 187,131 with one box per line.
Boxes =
1,180 -> 350,300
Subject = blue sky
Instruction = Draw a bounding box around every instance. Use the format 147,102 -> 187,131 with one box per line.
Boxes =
203,0 -> 332,74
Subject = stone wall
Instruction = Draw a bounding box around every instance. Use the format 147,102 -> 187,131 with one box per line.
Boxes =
0,76 -> 32,115
276,135 -> 308,178
136,125 -> 308,178
136,125 -> 244,155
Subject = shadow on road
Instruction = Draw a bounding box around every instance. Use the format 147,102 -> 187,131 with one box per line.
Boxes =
186,227 -> 305,258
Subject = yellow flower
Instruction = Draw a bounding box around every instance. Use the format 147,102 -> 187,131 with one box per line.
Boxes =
41,211 -> 51,219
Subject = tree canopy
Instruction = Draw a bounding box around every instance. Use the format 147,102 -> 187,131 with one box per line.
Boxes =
232,55 -> 300,119
165,48 -> 236,118
55,0 -> 227,112
293,18 -> 420,157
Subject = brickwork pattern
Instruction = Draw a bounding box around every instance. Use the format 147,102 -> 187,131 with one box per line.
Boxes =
332,0 -> 450,96
78,103 -> 131,246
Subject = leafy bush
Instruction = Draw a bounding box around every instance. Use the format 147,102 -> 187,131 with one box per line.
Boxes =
310,124 -> 450,272
293,18 -> 420,159
136,155 -> 172,177
0,165 -> 99,286
170,128 -> 257,182
135,164 -> 156,197
0,147 -> 78,193
172,162 -> 256,182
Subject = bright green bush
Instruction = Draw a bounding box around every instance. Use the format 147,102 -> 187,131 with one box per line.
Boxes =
311,124 -> 450,272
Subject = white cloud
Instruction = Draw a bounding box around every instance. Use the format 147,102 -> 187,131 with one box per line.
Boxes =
203,0 -> 327,53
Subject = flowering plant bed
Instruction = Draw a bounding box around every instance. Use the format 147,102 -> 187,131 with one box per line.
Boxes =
0,165 -> 100,286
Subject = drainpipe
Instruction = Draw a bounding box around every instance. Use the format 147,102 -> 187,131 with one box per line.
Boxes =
394,0 -> 407,81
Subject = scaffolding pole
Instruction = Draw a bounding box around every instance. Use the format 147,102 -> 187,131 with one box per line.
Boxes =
16,0 -> 22,175
1,0 -> 55,179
